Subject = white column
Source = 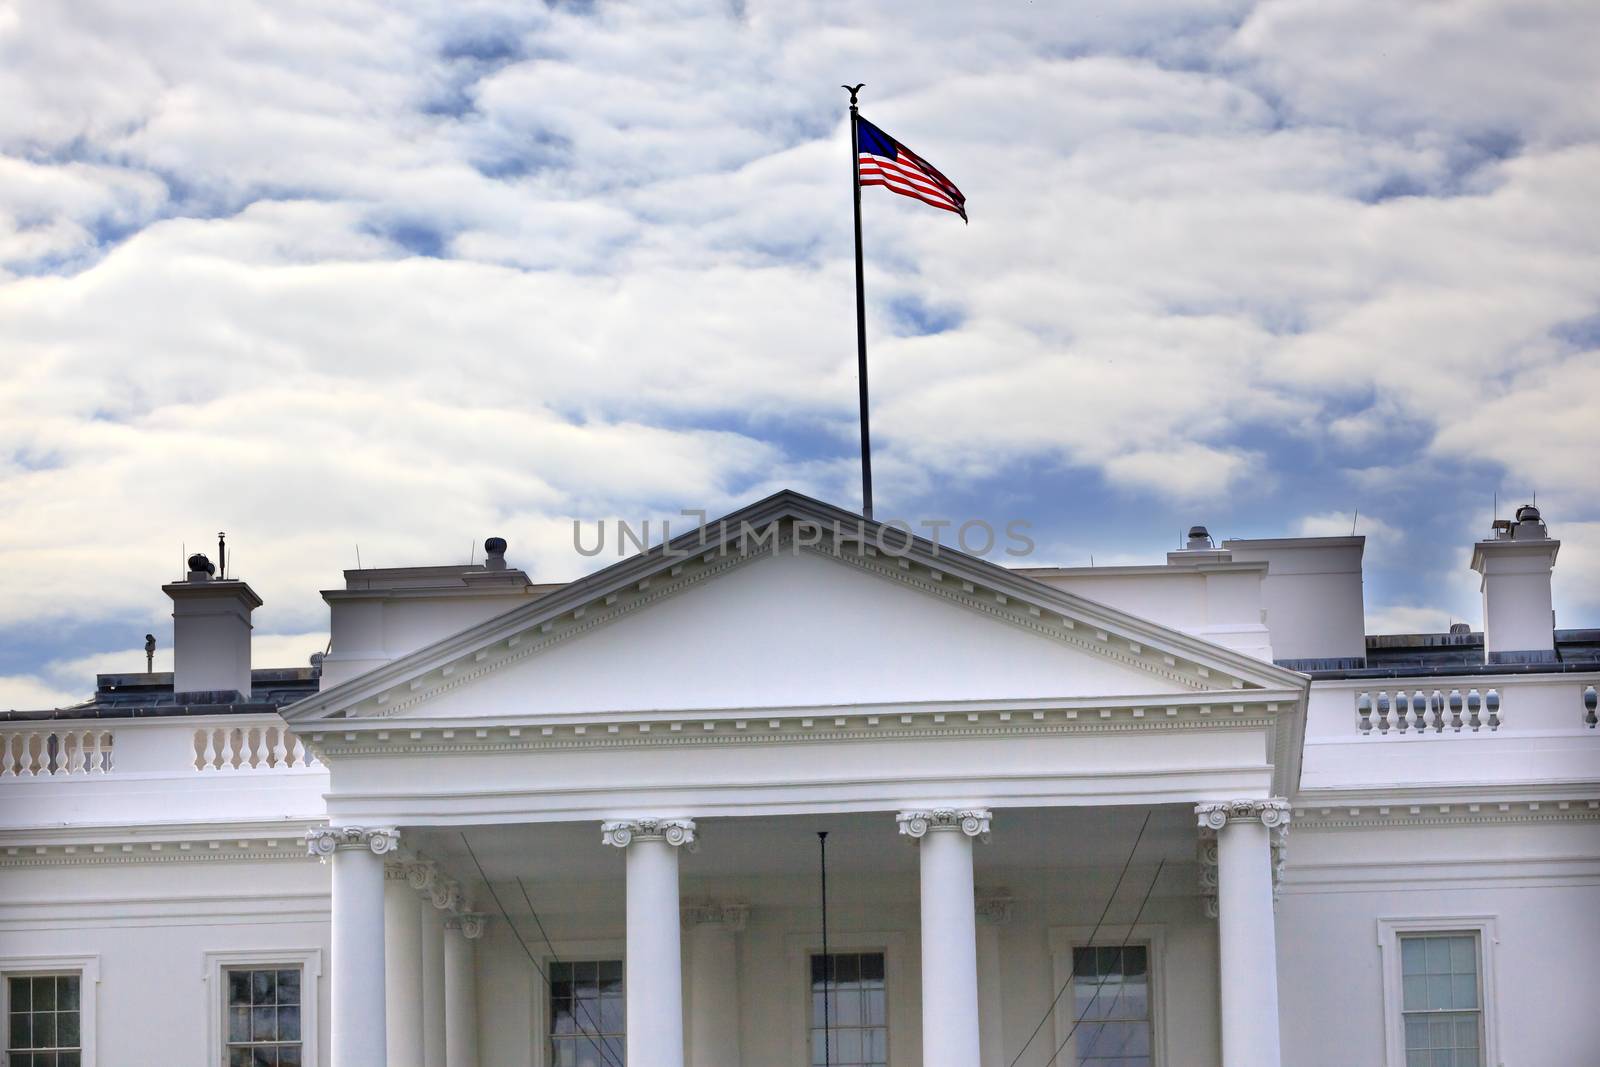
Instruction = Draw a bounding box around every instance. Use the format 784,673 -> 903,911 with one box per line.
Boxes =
897,808 -> 991,1067
421,905 -> 446,1067
975,892 -> 1013,1067
309,826 -> 399,1067
1198,800 -> 1289,1067
683,902 -> 747,1067
602,818 -> 696,1067
444,915 -> 483,1067
384,865 -> 425,1066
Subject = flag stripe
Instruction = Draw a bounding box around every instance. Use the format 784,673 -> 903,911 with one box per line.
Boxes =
860,171 -> 961,212
858,155 -> 953,200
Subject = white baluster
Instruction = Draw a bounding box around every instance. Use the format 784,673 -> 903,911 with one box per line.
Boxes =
200,728 -> 218,771
1412,692 -> 1428,733
1485,690 -> 1501,731
1376,691 -> 1391,734
1467,689 -> 1482,732
89,731 -> 104,773
1449,690 -> 1464,732
67,731 -> 85,774
1394,691 -> 1410,733
46,732 -> 63,776
1357,692 -> 1372,734
0,734 -> 14,777
224,728 -> 242,770
271,726 -> 289,768
1430,690 -> 1445,732
1585,686 -> 1598,729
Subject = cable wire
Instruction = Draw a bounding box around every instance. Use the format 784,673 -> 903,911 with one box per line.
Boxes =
1007,810 -> 1153,1067
458,833 -> 624,1067
1042,858 -> 1167,1067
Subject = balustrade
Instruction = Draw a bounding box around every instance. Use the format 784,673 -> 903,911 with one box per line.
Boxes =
0,728 -> 114,777
1356,688 -> 1500,735
193,724 -> 317,770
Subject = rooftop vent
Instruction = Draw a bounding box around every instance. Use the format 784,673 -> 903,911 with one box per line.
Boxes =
1449,622 -> 1471,635
1186,525 -> 1213,550
186,553 -> 216,582
484,536 -> 508,571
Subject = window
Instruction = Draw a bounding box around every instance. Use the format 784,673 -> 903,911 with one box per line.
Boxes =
6,973 -> 82,1067
809,952 -> 887,1067
225,967 -> 302,1066
549,960 -> 624,1067
1069,946 -> 1151,1067
1400,934 -> 1482,1067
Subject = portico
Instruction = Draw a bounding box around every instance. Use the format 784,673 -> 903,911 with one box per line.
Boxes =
286,494 -> 1307,1067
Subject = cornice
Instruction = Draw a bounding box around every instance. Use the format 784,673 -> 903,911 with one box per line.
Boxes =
1292,797 -> 1600,832
1,836 -> 315,869
306,703 -> 1284,762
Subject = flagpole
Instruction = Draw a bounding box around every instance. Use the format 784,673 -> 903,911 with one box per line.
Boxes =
844,83 -> 873,520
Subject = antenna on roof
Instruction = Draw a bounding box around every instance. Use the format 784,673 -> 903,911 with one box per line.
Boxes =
469,540 -> 475,566
144,634 -> 156,673
180,542 -> 185,580
355,544 -> 363,569
1493,491 -> 1498,524
1350,509 -> 1359,536
218,531 -> 227,579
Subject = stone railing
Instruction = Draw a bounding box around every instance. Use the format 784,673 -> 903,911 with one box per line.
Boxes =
194,724 -> 318,771
1356,688 -> 1501,735
0,728 -> 115,777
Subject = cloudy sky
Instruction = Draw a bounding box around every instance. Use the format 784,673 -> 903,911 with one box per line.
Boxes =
2,0 -> 1597,708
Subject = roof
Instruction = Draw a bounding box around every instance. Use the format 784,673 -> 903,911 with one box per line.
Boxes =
1295,629 -> 1600,680
0,667 -> 320,722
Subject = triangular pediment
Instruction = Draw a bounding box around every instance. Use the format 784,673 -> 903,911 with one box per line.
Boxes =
285,492 -> 1304,726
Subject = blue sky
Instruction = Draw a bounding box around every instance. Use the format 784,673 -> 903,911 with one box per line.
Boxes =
2,0 -> 1598,707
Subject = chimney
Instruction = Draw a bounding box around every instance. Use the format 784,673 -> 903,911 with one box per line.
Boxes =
162,552 -> 263,699
1471,504 -> 1559,664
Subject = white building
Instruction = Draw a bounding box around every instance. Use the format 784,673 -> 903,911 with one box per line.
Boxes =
2,491 -> 1597,1067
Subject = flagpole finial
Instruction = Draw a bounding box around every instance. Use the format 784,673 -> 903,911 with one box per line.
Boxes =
842,83 -> 864,109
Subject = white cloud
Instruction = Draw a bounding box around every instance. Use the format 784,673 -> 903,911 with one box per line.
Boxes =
0,0 -> 1597,661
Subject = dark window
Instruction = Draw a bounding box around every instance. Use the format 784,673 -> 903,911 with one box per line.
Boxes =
549,959 -> 624,1067
810,952 -> 887,1067
224,967 -> 303,1067
6,974 -> 82,1067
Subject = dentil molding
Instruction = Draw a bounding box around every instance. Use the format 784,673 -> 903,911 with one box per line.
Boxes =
304,825 -> 400,858
601,818 -> 697,849
896,808 -> 993,840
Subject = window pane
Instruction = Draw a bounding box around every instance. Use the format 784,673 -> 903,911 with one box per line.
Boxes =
56,979 -> 79,1014
33,978 -> 56,1012
1402,937 -> 1426,975
277,970 -> 300,1006
33,1014 -> 55,1048
279,1049 -> 302,1067
252,970 -> 276,1005
10,977 -> 32,1012
229,971 -> 252,1007
252,1005 -> 277,1041
57,1012 -> 79,1047
859,954 -> 884,983
230,1006 -> 252,1041
1449,938 -> 1475,974
1425,939 -> 1450,975
10,1011 -> 32,1048
279,1005 -> 302,1041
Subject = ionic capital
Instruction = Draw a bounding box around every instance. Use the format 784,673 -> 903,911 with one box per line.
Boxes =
1195,799 -> 1291,832
601,818 -> 697,849
305,826 -> 400,859
406,860 -> 437,893
430,877 -> 462,911
446,914 -> 485,940
682,901 -> 749,931
896,808 -> 992,840
975,890 -> 1014,925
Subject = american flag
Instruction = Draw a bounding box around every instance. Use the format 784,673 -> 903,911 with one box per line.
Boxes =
856,116 -> 967,222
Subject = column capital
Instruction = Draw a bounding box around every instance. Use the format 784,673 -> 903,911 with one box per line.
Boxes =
306,825 -> 400,859
602,817 -> 697,849
445,914 -> 485,940
1195,798 -> 1291,831
429,877 -> 462,912
406,859 -> 437,892
681,901 -> 749,931
896,808 -> 992,840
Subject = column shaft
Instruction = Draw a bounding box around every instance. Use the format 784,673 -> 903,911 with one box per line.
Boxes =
444,921 -> 480,1067
384,873 -> 425,1066
626,838 -> 686,1067
421,904 -> 447,1067
321,830 -> 394,1067
685,913 -> 742,1066
918,828 -> 982,1066
1205,803 -> 1286,1067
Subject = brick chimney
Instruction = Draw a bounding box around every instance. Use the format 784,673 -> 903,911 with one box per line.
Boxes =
1471,504 -> 1559,664
163,552 -> 263,699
